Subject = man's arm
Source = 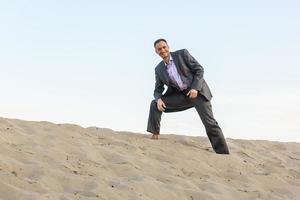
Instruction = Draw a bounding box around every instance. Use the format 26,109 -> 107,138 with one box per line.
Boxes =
153,68 -> 165,102
183,49 -> 204,91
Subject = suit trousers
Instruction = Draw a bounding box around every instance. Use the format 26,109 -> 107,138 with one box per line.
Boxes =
147,89 -> 229,154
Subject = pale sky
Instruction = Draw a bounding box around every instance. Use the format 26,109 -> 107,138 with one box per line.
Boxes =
1,0 -> 299,142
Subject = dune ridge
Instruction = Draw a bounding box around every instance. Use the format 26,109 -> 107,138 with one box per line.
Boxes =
0,117 -> 299,200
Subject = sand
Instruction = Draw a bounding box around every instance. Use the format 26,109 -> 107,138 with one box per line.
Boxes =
0,117 -> 299,200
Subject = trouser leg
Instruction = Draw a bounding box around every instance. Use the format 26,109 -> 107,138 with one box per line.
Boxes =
147,92 -> 193,134
193,95 -> 229,154
147,100 -> 162,134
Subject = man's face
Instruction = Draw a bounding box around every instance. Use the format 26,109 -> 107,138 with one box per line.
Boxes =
155,41 -> 170,61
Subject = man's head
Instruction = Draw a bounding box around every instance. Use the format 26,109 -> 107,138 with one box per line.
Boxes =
154,38 -> 170,63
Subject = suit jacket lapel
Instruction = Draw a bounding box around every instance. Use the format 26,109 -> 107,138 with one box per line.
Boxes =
159,62 -> 170,85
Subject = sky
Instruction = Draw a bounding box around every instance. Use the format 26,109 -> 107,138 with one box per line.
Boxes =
1,0 -> 299,142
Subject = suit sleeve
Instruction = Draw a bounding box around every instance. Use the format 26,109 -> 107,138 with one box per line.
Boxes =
153,68 -> 164,101
183,49 -> 204,91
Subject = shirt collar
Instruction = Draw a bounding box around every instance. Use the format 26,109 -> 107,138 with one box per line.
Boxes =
164,54 -> 173,66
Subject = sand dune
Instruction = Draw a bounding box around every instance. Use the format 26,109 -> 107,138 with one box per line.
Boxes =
0,117 -> 299,200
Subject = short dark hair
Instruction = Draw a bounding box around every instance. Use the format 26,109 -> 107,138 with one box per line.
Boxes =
154,38 -> 167,47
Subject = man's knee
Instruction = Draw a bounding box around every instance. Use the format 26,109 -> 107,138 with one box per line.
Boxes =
207,113 -> 218,128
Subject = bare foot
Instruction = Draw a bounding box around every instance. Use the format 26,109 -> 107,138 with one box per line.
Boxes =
151,134 -> 159,140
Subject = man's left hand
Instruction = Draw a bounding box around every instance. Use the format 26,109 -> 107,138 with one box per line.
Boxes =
187,89 -> 198,99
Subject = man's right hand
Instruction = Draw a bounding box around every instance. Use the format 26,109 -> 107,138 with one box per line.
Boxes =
157,98 -> 166,112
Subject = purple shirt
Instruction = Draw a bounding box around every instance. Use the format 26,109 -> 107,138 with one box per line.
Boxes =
165,55 -> 187,90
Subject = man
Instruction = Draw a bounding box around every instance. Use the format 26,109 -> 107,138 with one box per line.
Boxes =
147,38 -> 229,154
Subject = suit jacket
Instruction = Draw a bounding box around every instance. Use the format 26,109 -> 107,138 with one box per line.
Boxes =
154,49 -> 212,101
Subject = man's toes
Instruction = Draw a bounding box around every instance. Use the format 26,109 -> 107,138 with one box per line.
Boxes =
151,134 -> 159,140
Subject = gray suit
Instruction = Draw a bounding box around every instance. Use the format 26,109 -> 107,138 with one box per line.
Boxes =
147,49 -> 229,154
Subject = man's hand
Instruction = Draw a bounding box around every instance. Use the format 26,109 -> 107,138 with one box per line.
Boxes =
187,89 -> 198,99
157,98 -> 166,112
